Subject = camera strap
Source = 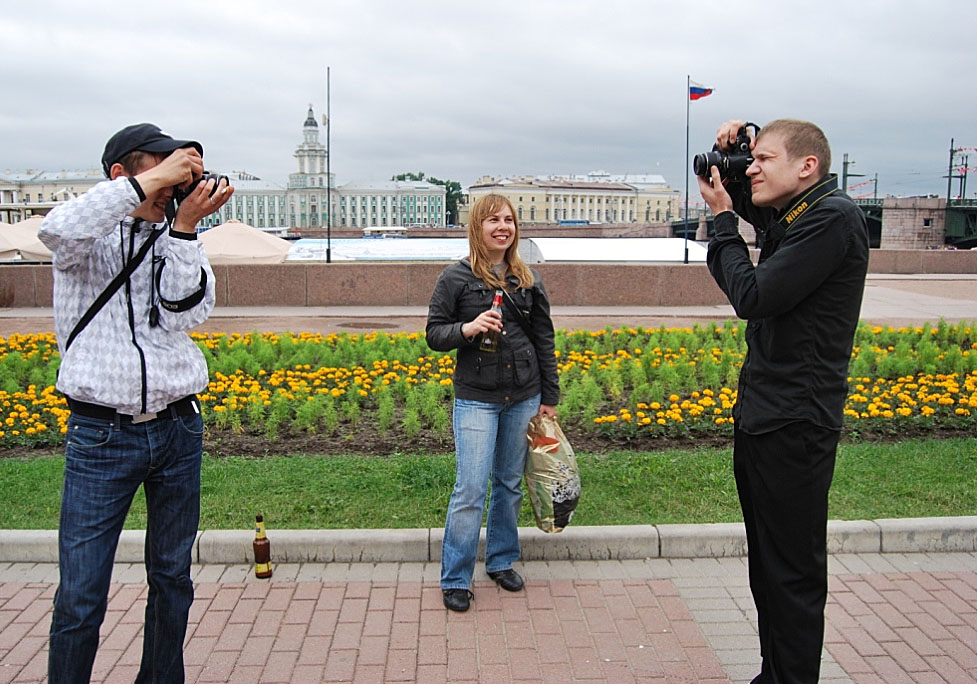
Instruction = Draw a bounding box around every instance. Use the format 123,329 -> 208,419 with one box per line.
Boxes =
153,261 -> 208,313
65,224 -> 166,351
501,289 -> 535,344
777,174 -> 839,231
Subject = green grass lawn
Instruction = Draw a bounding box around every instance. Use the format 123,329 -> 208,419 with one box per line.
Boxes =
3,437 -> 975,530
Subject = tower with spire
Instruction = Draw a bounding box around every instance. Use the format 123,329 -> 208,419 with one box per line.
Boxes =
288,104 -> 334,228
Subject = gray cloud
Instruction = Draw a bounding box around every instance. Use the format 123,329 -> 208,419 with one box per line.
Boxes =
2,0 -> 974,202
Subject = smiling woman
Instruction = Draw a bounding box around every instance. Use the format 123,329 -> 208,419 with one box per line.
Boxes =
425,192 -> 561,612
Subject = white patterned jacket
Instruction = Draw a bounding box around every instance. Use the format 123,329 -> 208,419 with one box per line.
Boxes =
39,178 -> 215,415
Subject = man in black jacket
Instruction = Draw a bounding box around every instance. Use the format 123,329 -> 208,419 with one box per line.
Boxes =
698,119 -> 869,684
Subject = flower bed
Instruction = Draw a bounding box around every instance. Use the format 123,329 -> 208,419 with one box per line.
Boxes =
1,321 -> 975,448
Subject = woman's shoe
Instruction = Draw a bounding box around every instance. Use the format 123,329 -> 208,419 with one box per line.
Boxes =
487,569 -> 524,592
442,589 -> 474,612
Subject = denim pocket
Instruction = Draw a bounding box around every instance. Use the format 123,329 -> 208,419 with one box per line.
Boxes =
66,417 -> 112,450
177,412 -> 204,437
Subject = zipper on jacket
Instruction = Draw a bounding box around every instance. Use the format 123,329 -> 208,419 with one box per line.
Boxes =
123,223 -> 150,414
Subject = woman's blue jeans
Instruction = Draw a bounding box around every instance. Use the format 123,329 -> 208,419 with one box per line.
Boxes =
48,411 -> 203,684
441,394 -> 540,590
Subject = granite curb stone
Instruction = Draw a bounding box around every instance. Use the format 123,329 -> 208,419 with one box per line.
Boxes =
2,516 -> 974,564
876,514 -> 977,552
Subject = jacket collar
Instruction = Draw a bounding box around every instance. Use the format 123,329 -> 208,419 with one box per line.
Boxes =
774,174 -> 839,231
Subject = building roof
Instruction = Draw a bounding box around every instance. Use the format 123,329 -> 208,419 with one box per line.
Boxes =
32,169 -> 104,182
469,171 -> 672,192
0,169 -> 103,183
471,178 -> 635,191
219,174 -> 287,193
338,180 -> 446,193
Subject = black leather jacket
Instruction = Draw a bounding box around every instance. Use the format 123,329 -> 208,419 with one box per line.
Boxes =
426,259 -> 560,406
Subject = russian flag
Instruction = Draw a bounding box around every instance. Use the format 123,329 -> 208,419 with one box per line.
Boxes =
689,81 -> 713,101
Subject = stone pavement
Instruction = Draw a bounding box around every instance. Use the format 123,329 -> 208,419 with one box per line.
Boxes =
2,273 -> 977,337
2,550 -> 976,683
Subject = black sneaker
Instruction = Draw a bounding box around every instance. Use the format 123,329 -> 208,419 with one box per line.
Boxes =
487,568 -> 524,592
442,589 -> 474,612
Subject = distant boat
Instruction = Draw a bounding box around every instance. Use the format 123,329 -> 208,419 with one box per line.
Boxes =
362,226 -> 408,239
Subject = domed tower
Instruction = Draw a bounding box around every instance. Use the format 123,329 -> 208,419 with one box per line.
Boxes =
289,105 -> 331,187
288,104 -> 334,228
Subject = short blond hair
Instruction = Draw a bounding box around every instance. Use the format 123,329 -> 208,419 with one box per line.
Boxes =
759,119 -> 831,175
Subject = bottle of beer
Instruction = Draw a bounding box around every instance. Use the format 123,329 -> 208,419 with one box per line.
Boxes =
479,290 -> 504,352
253,514 -> 273,579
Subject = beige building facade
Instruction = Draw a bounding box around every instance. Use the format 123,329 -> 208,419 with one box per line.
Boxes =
0,169 -> 103,223
467,171 -> 680,226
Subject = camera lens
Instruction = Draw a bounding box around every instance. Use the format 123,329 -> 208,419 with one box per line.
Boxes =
693,150 -> 723,178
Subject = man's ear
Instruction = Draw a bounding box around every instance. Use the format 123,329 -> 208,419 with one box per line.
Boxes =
798,155 -> 820,180
108,162 -> 127,181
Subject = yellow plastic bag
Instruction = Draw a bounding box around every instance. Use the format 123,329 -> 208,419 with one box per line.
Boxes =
525,414 -> 581,533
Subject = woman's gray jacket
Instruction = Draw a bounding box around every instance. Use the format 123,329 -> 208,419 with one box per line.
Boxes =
426,259 -> 560,406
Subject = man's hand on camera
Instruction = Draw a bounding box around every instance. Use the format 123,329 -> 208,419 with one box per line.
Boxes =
697,166 -> 734,216
716,119 -> 755,152
136,148 -> 205,197
172,177 -> 235,233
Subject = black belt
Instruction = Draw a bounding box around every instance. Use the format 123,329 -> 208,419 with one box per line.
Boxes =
67,395 -> 199,424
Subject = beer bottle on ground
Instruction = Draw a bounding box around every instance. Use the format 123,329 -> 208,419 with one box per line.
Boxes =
479,290 -> 504,352
253,514 -> 273,579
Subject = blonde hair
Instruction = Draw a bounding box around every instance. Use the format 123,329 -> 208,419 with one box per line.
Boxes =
467,194 -> 534,290
759,119 -> 832,175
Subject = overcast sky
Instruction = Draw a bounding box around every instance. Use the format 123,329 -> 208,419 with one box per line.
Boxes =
2,0 -> 974,203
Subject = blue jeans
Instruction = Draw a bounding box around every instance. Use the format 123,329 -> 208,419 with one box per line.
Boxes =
441,394 -> 540,590
49,410 -> 203,684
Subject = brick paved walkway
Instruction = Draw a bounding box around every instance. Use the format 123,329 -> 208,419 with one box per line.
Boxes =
2,552 -> 975,683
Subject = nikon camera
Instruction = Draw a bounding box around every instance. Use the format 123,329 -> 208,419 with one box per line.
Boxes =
693,122 -> 760,182
166,171 -> 230,222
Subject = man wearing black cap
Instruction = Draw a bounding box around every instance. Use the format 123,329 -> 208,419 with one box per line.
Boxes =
39,123 -> 233,684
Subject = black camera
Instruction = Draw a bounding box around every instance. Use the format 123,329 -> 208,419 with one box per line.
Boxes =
173,171 -> 229,204
165,172 -> 229,223
693,122 -> 760,181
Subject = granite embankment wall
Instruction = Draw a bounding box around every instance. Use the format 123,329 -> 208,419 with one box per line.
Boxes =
1,249 -> 975,309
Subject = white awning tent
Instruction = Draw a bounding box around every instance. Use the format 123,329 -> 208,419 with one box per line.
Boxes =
0,223 -> 19,259
199,220 -> 292,264
0,217 -> 53,261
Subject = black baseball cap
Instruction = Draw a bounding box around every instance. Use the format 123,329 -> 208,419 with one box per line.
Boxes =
101,123 -> 203,177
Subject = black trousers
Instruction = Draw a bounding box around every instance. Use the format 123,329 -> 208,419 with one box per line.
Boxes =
734,422 -> 839,684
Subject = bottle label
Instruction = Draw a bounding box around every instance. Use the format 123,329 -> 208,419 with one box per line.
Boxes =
255,562 -> 272,574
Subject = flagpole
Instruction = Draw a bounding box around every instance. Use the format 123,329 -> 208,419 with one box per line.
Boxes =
684,74 -> 690,265
326,65 -> 332,264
